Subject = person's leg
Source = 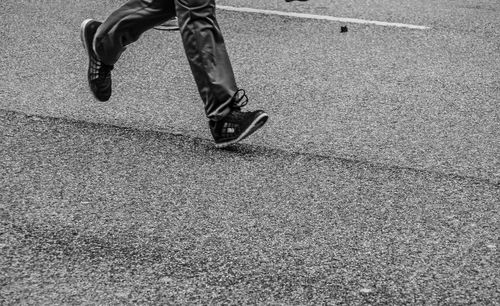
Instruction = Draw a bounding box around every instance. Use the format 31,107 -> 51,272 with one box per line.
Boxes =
175,0 -> 268,147
81,0 -> 175,101
94,0 -> 176,65
175,0 -> 238,121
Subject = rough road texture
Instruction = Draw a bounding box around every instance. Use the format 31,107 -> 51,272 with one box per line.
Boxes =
1,111 -> 498,304
1,0 -> 499,304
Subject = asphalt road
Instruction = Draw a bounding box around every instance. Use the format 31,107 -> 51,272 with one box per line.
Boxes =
1,109 -> 498,304
1,0 -> 499,304
1,0 -> 499,182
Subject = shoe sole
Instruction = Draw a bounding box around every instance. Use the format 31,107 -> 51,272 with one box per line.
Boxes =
80,19 -> 99,101
80,19 -> 111,102
154,17 -> 179,31
215,112 -> 269,148
80,19 -> 94,56
154,25 -> 180,31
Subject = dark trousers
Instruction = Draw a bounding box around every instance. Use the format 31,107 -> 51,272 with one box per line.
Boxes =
93,0 -> 238,120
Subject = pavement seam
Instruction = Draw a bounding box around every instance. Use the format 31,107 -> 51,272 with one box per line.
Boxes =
1,108 -> 498,188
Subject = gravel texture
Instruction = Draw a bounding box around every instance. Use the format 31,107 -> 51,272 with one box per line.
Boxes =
1,111 -> 498,304
1,0 -> 499,304
0,0 -> 498,182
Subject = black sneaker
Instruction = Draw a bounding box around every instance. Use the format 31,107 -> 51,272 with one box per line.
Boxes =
80,19 -> 113,102
209,90 -> 268,148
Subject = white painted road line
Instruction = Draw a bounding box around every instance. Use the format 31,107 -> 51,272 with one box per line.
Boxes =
218,5 -> 431,30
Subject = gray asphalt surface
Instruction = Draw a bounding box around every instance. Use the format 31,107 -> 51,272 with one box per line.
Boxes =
1,0 -> 499,182
1,0 -> 499,304
1,110 -> 498,304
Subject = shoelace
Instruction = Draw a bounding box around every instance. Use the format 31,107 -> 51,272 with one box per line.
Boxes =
90,55 -> 113,80
232,89 -> 248,108
99,63 -> 113,79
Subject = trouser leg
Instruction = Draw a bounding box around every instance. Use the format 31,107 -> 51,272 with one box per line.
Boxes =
176,0 -> 238,121
94,0 -> 176,65
92,0 -> 238,121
